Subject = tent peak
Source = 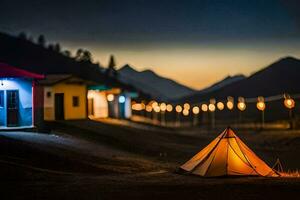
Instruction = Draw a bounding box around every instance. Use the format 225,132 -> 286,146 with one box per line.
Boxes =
221,127 -> 236,138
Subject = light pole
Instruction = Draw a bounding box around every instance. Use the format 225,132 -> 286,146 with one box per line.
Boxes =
237,97 -> 246,124
153,105 -> 160,125
175,105 -> 182,127
208,103 -> 216,129
201,104 -> 208,125
284,95 -> 296,129
160,103 -> 167,126
256,96 -> 266,129
166,104 -> 173,126
192,106 -> 200,126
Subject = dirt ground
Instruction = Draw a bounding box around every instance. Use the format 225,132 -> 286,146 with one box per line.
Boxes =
1,119 -> 300,200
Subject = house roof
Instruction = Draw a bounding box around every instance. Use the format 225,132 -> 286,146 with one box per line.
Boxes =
0,63 -> 44,79
38,74 -> 94,85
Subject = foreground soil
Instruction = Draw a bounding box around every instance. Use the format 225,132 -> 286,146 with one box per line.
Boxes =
1,120 -> 300,200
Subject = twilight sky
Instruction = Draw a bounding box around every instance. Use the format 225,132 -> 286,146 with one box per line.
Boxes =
1,0 -> 300,89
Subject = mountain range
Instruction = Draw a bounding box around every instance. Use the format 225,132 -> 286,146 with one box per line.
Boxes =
118,65 -> 196,101
178,56 -> 300,103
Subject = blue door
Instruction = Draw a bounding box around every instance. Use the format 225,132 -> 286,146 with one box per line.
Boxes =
6,90 -> 19,127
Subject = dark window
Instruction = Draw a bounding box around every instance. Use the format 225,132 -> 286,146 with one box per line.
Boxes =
72,96 -> 79,107
46,91 -> 52,98
0,91 -> 4,107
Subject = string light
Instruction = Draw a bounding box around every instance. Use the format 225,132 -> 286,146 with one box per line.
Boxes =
284,98 -> 295,109
145,105 -> 153,112
208,104 -> 216,112
160,103 -> 167,112
226,96 -> 234,110
183,103 -> 190,110
192,106 -> 200,114
201,104 -> 208,112
154,106 -> 160,113
175,105 -> 183,113
217,102 -> 224,110
237,97 -> 246,111
151,101 -> 158,109
182,109 -> 189,116
237,102 -> 246,111
166,104 -> 173,112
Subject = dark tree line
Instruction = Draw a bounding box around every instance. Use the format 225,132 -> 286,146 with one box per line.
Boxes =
17,32 -> 118,76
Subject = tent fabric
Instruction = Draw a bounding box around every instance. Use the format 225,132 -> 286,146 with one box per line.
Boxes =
0,63 -> 44,79
180,128 -> 278,177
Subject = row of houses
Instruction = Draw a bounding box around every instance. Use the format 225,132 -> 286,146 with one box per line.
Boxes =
0,63 -> 137,129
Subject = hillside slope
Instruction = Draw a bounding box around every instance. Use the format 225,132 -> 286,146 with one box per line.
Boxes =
118,64 -> 195,101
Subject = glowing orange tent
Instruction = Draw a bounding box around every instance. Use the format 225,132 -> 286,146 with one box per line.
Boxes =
180,128 -> 278,177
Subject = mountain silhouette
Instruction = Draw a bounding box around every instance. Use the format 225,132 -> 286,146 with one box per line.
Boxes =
179,56 -> 300,103
118,64 -> 195,101
176,74 -> 245,103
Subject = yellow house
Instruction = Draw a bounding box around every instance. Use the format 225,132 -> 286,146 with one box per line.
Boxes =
39,75 -> 87,121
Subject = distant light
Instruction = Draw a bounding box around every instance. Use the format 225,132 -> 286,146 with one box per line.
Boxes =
151,101 -> 158,109
226,101 -> 234,110
284,98 -> 295,109
160,103 -> 167,112
154,106 -> 161,113
182,109 -> 189,116
256,101 -> 266,111
237,102 -> 246,111
118,95 -> 126,103
217,102 -> 224,110
107,94 -> 114,102
208,104 -> 216,112
132,103 -> 144,111
183,103 -> 190,110
146,105 -> 153,112
166,104 -> 173,112
201,104 -> 208,112
192,106 -> 200,114
175,105 -> 183,113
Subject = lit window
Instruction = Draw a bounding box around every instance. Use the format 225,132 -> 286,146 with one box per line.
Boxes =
72,96 -> 79,107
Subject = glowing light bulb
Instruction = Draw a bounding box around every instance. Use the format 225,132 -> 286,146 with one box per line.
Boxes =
118,96 -> 125,103
284,98 -> 295,109
256,101 -> 266,111
237,102 -> 246,111
182,109 -> 189,116
107,94 -> 114,102
192,106 -> 200,114
183,103 -> 190,110
160,103 -> 167,112
217,102 -> 224,110
201,104 -> 208,112
227,101 -> 234,110
166,104 -> 173,112
175,105 -> 183,113
208,104 -> 216,112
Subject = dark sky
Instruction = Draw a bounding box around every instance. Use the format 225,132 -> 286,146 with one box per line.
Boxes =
1,0 -> 300,88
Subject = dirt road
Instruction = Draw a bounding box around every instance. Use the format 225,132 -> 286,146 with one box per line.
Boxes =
1,120 -> 300,200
